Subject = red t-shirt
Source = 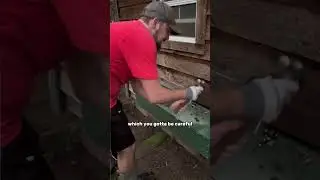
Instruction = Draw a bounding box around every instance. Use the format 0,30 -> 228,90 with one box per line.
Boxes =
110,20 -> 159,108
0,0 -> 108,147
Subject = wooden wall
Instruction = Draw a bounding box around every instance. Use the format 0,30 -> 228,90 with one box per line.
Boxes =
212,0 -> 320,146
117,0 -> 211,108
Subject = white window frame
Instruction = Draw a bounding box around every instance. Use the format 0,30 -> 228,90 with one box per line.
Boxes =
164,0 -> 197,44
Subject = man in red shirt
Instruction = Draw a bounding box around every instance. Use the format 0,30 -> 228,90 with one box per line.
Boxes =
109,1 -> 302,179
110,1 -> 204,179
1,0 -> 108,179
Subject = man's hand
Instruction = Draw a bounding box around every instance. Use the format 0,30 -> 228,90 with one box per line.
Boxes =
169,99 -> 189,113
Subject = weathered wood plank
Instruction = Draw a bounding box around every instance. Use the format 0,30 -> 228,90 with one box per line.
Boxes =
158,67 -> 211,108
157,53 -> 210,81
110,0 -> 120,22
275,69 -> 320,147
205,16 -> 210,41
195,0 -> 207,44
161,41 -> 205,55
205,0 -> 211,40
212,28 -> 280,83
160,42 -> 210,61
118,0 -> 151,8
119,3 -> 147,20
262,0 -> 320,14
212,0 -> 320,62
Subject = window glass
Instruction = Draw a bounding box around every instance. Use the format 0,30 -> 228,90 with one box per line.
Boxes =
180,4 -> 196,19
172,6 -> 179,18
176,22 -> 195,37
165,1 -> 197,40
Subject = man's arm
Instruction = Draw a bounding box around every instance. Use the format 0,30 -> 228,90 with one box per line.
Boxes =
120,28 -> 202,105
131,79 -> 187,104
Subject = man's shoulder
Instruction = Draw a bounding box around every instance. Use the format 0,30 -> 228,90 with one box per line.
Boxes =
112,20 -> 153,41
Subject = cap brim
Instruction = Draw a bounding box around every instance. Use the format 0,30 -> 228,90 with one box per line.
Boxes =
169,24 -> 181,35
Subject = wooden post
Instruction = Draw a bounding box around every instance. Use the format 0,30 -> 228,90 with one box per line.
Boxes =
110,0 -> 119,22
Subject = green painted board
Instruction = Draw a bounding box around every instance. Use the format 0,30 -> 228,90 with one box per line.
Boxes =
135,94 -> 210,159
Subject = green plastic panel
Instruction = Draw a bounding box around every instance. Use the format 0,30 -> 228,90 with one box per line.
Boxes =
135,95 -> 210,159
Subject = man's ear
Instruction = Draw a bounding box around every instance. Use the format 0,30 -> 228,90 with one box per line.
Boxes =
151,17 -> 160,26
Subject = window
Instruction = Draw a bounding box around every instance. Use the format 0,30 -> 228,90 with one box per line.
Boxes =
164,0 -> 197,44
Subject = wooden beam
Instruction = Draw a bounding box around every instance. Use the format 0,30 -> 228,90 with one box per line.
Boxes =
160,42 -> 210,61
275,69 -> 320,147
158,67 -> 211,108
118,0 -> 151,8
261,0 -> 320,14
205,0 -> 211,41
161,41 -> 206,55
212,0 -> 320,62
110,0 -> 120,22
212,28 -> 280,83
205,15 -> 210,41
157,53 -> 210,81
119,3 -> 148,20
195,0 -> 207,44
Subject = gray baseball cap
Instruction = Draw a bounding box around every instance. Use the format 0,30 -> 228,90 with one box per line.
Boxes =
141,1 -> 181,35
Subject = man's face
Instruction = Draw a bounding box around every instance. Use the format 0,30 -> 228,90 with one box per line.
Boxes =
151,21 -> 170,50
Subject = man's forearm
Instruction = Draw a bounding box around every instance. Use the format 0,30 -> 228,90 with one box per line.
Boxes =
131,80 -> 186,104
149,87 -> 186,104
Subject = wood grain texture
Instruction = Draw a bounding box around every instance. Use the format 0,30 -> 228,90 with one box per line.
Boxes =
161,41 -> 206,55
118,0 -> 151,8
212,0 -> 320,62
205,15 -> 211,41
205,0 -> 211,40
274,69 -> 320,146
212,29 -> 280,83
110,0 -> 119,22
157,53 -> 210,81
195,0 -> 207,44
119,3 -> 147,20
160,42 -> 210,61
262,0 -> 320,14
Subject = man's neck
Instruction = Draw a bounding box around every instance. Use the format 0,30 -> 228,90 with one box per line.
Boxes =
138,19 -> 152,33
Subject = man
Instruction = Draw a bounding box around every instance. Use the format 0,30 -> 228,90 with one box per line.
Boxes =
109,1 -> 204,179
1,0 -> 108,179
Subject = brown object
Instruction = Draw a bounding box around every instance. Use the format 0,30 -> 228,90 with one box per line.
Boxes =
273,69 -> 320,146
195,0 -> 207,45
157,53 -> 210,81
110,0 -> 120,21
212,0 -> 320,62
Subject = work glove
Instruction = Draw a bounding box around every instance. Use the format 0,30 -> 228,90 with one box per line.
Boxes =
185,79 -> 205,101
241,76 -> 299,123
